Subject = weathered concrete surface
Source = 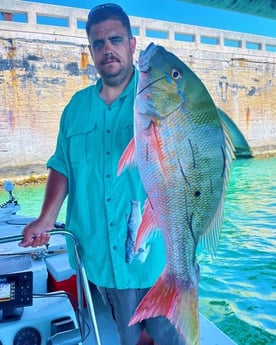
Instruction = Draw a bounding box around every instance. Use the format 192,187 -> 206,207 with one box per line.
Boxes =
0,36 -> 97,178
0,0 -> 275,178
179,0 -> 276,20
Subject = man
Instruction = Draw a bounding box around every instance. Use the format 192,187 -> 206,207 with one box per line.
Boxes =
20,4 -> 184,345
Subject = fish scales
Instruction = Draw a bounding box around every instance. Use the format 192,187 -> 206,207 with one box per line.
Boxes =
118,43 -> 234,345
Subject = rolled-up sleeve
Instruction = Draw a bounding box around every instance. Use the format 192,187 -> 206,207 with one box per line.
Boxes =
47,108 -> 68,178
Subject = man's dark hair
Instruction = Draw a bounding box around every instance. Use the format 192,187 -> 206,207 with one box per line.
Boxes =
86,3 -> 132,38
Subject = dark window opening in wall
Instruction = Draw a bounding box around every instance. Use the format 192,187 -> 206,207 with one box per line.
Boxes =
265,44 -> 276,52
37,15 -> 68,27
0,12 -> 27,22
145,29 -> 168,39
174,33 -> 195,43
224,39 -> 241,48
246,41 -> 261,50
200,36 -> 218,45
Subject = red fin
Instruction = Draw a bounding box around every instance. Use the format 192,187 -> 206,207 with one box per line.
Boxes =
129,270 -> 199,345
117,138 -> 135,176
150,121 -> 168,181
134,199 -> 156,252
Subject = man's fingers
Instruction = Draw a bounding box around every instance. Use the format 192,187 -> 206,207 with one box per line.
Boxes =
31,233 -> 50,247
19,232 -> 50,248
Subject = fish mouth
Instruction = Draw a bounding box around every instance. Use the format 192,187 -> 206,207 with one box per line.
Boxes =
137,75 -> 166,95
137,42 -> 183,118
137,42 -> 166,95
138,42 -> 157,71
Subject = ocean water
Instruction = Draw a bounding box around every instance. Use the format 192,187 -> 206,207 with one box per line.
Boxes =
0,157 -> 275,345
198,157 -> 276,345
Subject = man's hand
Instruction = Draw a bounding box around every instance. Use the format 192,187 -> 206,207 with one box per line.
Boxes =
19,219 -> 52,248
19,169 -> 68,248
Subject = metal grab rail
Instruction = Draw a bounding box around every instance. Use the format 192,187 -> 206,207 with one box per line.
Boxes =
0,230 -> 102,345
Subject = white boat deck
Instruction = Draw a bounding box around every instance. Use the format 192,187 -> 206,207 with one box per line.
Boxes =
84,284 -> 237,345
0,215 -> 237,345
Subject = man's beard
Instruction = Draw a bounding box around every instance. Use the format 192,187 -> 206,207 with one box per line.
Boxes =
101,64 -> 132,87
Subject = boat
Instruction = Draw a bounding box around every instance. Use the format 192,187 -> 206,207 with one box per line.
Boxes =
0,182 -> 237,345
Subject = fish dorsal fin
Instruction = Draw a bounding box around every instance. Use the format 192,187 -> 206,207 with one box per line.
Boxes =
134,198 -> 157,252
117,138 -> 136,176
151,121 -> 168,182
200,124 -> 235,255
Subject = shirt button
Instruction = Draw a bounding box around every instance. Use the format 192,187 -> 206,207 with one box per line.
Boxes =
112,246 -> 117,250
106,174 -> 110,178
106,129 -> 111,133
106,151 -> 110,155
109,222 -> 114,227
107,198 -> 111,202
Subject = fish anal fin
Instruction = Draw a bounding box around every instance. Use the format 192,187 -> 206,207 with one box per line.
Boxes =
117,138 -> 136,176
129,271 -> 199,345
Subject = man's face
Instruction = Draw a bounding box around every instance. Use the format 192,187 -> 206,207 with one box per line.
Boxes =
88,19 -> 136,86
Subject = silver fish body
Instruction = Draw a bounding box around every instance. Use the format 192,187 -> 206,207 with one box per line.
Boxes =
125,200 -> 142,263
125,200 -> 151,263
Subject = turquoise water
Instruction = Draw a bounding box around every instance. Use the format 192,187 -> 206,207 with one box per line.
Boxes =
1,157 -> 275,345
198,157 -> 276,345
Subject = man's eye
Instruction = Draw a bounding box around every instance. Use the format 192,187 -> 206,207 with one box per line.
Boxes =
110,37 -> 123,45
92,40 -> 104,50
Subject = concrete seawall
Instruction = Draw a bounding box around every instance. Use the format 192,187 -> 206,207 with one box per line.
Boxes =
0,0 -> 275,180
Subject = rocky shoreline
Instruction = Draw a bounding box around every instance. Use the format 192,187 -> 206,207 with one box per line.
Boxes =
0,165 -> 48,186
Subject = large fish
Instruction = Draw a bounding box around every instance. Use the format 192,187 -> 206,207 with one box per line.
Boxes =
118,43 -> 234,345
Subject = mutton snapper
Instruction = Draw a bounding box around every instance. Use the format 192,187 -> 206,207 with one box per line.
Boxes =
118,43 -> 234,345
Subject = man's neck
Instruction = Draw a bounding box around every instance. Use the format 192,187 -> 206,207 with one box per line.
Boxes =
100,84 -> 125,105
100,68 -> 134,105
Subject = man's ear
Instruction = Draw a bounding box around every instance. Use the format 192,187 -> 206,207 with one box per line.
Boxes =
130,37 -> 136,54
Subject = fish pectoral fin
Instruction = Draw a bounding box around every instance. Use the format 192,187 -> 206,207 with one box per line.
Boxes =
129,269 -> 199,345
117,138 -> 136,176
134,199 -> 157,252
151,121 -> 168,182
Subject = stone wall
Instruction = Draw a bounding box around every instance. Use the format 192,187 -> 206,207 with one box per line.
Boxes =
0,0 -> 276,177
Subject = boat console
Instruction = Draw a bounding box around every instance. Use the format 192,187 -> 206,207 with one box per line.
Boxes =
0,271 -> 33,322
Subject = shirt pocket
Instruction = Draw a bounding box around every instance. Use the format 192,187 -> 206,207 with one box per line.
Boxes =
117,118 -> 133,150
68,123 -> 97,165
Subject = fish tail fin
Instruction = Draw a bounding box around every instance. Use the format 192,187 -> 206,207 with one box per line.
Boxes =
129,270 -> 200,345
117,138 -> 136,175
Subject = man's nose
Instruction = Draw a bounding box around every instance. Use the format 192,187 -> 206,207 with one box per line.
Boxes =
103,39 -> 113,53
104,52 -> 113,59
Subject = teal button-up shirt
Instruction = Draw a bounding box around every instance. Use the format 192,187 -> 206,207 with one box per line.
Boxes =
47,69 -> 166,289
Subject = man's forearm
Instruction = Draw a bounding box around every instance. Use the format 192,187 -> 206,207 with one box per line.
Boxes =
39,168 -> 68,226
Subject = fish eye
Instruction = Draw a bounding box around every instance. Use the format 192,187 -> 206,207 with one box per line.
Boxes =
171,68 -> 182,80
